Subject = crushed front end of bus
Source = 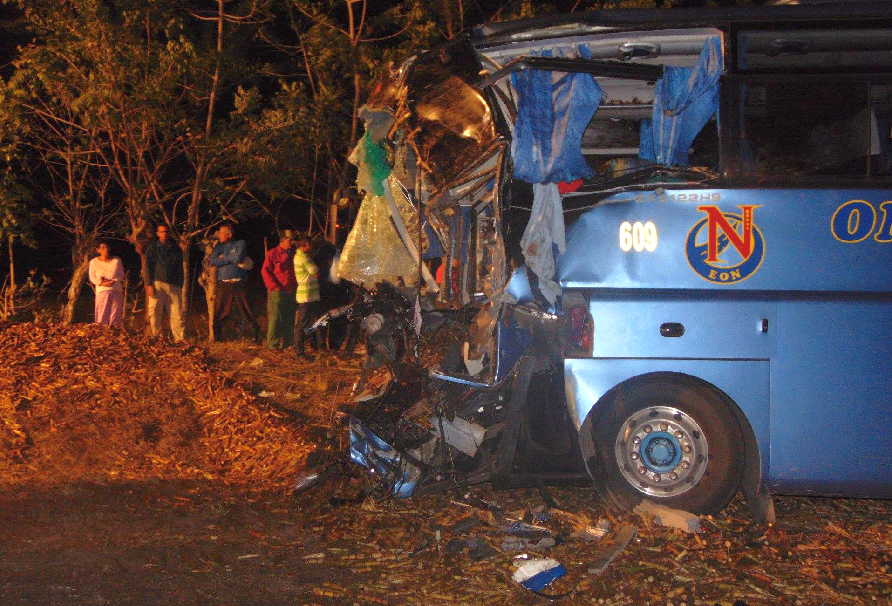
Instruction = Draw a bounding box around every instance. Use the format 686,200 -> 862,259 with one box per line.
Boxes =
336,16 -> 726,499
337,5 -> 892,516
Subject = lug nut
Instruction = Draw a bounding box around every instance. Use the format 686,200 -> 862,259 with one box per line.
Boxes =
638,466 -> 647,474
669,472 -> 678,480
683,445 -> 692,453
681,460 -> 690,469
653,474 -> 661,482
660,423 -> 668,431
674,431 -> 683,439
632,436 -> 641,445
631,452 -> 639,460
643,424 -> 653,433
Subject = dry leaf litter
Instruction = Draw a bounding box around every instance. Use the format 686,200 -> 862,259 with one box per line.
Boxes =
0,322 -> 312,489
1,321 -> 890,605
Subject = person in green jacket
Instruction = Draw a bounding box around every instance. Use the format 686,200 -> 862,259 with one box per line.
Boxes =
293,235 -> 321,359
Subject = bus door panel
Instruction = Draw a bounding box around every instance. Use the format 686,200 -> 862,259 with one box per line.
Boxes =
586,296 -> 775,360
769,299 -> 892,497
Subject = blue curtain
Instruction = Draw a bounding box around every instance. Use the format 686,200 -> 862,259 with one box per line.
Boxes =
640,36 -> 723,167
511,47 -> 603,184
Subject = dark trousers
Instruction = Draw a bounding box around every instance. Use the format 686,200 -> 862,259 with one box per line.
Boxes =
266,290 -> 296,349
214,280 -> 259,341
294,301 -> 323,353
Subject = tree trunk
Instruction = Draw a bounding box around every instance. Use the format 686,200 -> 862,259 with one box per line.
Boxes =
63,254 -> 90,325
6,236 -> 15,314
181,243 -> 192,314
201,240 -> 217,342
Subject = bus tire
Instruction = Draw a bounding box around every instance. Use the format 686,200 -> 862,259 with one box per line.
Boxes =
593,376 -> 744,514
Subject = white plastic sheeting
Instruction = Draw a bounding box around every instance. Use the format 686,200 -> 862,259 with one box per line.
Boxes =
520,182 -> 565,304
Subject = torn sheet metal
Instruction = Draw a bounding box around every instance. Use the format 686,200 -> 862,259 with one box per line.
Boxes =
431,415 -> 486,458
405,42 -> 498,194
349,417 -> 421,497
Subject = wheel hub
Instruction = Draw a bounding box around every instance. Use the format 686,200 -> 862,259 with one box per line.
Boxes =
614,405 -> 708,497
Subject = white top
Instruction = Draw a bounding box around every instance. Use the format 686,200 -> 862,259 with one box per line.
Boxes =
89,256 -> 125,293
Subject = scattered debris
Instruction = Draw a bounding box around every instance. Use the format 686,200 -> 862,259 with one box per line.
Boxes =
587,524 -> 637,575
293,471 -> 323,493
572,517 -> 611,542
512,557 -> 566,591
431,415 -> 485,458
501,536 -> 556,552
504,520 -> 553,539
634,499 -> 702,533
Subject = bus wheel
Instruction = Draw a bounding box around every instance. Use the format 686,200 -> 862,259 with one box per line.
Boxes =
594,377 -> 744,514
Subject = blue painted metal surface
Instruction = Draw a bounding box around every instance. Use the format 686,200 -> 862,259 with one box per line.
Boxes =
559,188 -> 892,498
348,417 -> 420,497
495,309 -> 532,381
559,189 -> 892,292
506,266 -> 535,304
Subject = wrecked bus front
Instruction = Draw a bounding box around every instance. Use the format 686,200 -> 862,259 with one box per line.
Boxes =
342,4 -> 892,516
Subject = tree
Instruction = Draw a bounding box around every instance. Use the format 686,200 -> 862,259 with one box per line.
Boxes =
2,0 -> 181,322
169,0 -> 273,340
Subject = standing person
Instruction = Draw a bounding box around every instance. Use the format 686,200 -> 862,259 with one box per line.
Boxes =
210,223 -> 260,342
261,229 -> 296,350
88,240 -> 125,328
293,234 -> 321,359
145,223 -> 185,342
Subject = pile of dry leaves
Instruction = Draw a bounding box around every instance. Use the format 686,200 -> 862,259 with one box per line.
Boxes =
0,322 -> 311,489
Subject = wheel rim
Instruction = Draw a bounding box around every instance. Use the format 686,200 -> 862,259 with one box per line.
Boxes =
614,405 -> 709,498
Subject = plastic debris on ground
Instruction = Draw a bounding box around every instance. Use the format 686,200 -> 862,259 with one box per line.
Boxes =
573,517 -> 611,542
588,524 -> 638,575
512,558 -> 567,591
501,536 -> 556,551
292,471 -> 323,493
634,499 -> 702,533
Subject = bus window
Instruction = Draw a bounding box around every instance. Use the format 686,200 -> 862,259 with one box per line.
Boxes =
732,80 -> 892,179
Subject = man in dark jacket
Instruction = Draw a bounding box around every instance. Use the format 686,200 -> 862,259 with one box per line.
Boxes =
145,223 -> 185,341
210,222 -> 260,342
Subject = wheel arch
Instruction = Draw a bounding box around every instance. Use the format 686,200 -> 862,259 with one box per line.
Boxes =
578,370 -> 771,520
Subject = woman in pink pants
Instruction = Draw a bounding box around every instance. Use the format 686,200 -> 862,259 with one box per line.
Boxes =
88,241 -> 125,328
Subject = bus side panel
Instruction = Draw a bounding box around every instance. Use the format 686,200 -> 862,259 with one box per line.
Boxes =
585,296 -> 775,359
564,358 -> 770,479
769,298 -> 892,497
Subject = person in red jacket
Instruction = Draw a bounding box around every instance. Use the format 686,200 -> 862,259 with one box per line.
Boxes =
261,229 -> 297,349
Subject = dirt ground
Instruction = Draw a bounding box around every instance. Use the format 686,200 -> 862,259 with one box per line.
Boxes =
1,336 -> 890,605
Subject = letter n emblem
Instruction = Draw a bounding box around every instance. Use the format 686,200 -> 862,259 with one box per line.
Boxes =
697,205 -> 761,262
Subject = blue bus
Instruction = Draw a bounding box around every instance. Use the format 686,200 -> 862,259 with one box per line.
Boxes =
343,3 -> 892,521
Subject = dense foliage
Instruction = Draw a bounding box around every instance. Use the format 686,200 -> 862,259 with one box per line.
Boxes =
0,0 -> 744,318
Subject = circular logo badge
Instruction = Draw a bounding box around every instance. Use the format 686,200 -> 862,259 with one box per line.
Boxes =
685,211 -> 765,284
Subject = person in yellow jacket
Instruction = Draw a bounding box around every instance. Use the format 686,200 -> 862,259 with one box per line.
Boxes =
293,235 -> 321,359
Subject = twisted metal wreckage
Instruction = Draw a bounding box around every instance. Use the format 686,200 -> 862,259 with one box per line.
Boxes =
328,4 -> 892,520
334,9 -> 725,503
